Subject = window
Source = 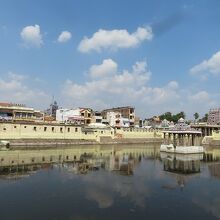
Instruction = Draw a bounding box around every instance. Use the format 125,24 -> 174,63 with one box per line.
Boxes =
67,127 -> 70,132
44,127 -> 47,132
24,126 -> 27,128
60,127 -> 63,133
33,127 -> 37,131
75,127 -> 78,132
52,127 -> 55,132
3,128 -> 6,131
14,126 -> 17,129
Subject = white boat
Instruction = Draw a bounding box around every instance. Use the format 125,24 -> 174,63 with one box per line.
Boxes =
160,118 -> 204,154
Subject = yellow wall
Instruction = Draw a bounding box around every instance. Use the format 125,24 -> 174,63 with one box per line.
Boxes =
0,123 -> 113,141
212,131 -> 220,140
114,128 -> 163,139
0,123 -> 162,141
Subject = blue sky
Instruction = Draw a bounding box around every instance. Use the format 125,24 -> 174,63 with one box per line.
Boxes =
0,0 -> 220,118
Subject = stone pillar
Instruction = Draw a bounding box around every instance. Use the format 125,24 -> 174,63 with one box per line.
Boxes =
192,134 -> 194,146
194,135 -> 197,146
168,133 -> 171,144
177,134 -> 180,146
202,128 -> 205,137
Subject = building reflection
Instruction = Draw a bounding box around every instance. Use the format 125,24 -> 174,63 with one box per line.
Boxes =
0,144 -> 160,179
160,152 -> 203,190
208,163 -> 220,178
204,147 -> 220,162
1,145 -> 220,181
0,163 -> 52,180
161,153 -> 202,174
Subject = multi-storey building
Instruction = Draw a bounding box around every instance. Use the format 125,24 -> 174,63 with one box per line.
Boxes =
91,111 -> 103,124
102,106 -> 135,127
105,112 -> 130,128
208,108 -> 220,125
0,102 -> 44,122
56,107 -> 93,125
80,108 -> 93,125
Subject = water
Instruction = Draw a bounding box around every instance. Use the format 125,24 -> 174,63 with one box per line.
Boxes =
0,144 -> 220,220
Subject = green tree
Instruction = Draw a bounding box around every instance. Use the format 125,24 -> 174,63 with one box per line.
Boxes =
172,115 -> 179,123
159,112 -> 172,121
177,111 -> 185,119
194,112 -> 199,123
199,113 -> 208,122
204,113 -> 208,122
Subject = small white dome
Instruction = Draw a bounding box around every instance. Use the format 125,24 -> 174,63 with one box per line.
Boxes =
178,118 -> 185,123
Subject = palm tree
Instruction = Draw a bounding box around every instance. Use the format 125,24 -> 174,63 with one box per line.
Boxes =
194,112 -> 199,123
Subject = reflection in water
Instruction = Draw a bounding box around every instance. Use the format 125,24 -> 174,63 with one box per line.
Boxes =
160,153 -> 203,190
209,163 -> 220,179
0,144 -> 220,220
161,152 -> 202,174
0,144 -> 160,178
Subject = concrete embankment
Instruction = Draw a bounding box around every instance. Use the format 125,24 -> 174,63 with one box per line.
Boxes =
202,136 -> 220,146
202,134 -> 220,146
7,137 -> 163,149
203,138 -> 220,146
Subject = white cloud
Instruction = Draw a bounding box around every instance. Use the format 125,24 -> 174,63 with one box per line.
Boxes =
89,59 -> 118,78
7,72 -> 27,81
190,51 -> 220,80
185,90 -> 220,117
188,91 -> 210,103
20,24 -> 43,48
0,72 -> 49,109
78,26 -> 153,53
62,58 -> 220,118
57,31 -> 72,43
167,81 -> 179,90
62,59 -> 182,116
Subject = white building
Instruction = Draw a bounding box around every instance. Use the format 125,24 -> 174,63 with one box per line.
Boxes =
102,106 -> 135,126
56,108 -> 84,124
106,112 -> 130,128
